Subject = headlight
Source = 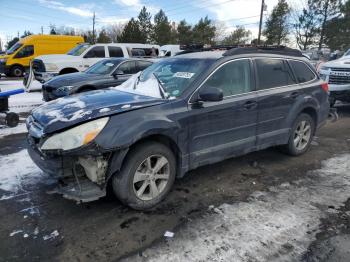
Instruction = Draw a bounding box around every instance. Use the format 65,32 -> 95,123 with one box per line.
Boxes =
0,58 -> 7,63
57,86 -> 74,92
41,117 -> 109,151
45,63 -> 59,71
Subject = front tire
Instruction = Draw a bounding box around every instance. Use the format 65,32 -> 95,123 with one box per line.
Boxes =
112,142 -> 176,210
284,113 -> 315,156
10,65 -> 24,77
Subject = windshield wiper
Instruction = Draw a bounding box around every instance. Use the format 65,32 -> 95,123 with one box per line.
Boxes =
153,73 -> 168,99
133,72 -> 142,90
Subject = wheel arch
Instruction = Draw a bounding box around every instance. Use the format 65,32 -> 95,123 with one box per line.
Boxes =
59,67 -> 79,75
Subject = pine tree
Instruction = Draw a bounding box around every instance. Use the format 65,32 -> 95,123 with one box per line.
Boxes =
118,18 -> 143,43
222,26 -> 251,45
192,16 -> 216,45
152,10 -> 172,45
312,0 -> 341,49
97,29 -> 111,43
177,20 -> 193,44
138,6 -> 152,43
293,0 -> 319,50
263,0 -> 290,45
324,0 -> 350,50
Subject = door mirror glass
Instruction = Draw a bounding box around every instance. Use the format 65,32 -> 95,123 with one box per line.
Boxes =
198,87 -> 223,102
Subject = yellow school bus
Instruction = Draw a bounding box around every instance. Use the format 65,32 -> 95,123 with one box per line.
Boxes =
0,34 -> 84,77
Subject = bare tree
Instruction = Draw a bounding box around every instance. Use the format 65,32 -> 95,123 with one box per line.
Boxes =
105,23 -> 126,43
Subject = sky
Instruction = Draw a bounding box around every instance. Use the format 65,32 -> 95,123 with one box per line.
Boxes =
0,0 -> 305,47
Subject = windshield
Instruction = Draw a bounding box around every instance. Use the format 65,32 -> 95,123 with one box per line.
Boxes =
115,58 -> 215,99
6,42 -> 23,55
344,50 -> 350,57
85,59 -> 121,75
67,44 -> 90,56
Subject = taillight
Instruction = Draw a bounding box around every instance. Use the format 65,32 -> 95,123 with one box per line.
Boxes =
321,82 -> 329,93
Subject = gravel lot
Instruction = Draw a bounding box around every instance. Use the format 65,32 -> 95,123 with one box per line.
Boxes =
0,82 -> 349,261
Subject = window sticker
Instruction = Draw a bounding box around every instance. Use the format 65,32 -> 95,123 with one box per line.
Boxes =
173,72 -> 195,79
105,63 -> 114,67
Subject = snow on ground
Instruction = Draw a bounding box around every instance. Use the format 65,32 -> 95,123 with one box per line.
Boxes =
0,80 -> 43,113
0,150 -> 45,194
125,154 -> 350,262
0,123 -> 27,139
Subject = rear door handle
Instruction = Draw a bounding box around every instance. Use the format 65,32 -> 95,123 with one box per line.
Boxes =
243,100 -> 257,110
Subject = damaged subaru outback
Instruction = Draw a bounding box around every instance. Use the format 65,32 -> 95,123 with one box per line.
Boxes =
27,46 -> 330,210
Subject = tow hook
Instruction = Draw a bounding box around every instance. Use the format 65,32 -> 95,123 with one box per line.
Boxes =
328,108 -> 338,122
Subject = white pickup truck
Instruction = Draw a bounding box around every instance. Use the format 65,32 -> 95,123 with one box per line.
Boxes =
31,43 -> 160,83
319,54 -> 350,106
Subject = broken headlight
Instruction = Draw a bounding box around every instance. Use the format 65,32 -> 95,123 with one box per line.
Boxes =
41,117 -> 109,151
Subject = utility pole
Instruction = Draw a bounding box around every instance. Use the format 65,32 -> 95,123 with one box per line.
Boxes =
41,26 -> 44,35
257,0 -> 265,45
92,12 -> 96,44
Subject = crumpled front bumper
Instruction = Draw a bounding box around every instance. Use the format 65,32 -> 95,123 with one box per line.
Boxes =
27,135 -> 108,202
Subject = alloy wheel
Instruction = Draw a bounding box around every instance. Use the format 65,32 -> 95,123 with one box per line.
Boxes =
293,120 -> 311,151
132,155 -> 170,201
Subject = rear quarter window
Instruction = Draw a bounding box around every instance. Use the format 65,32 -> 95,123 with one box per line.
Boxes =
255,59 -> 296,90
289,60 -> 316,83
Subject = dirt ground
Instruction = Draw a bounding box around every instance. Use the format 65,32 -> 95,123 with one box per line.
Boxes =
0,103 -> 350,262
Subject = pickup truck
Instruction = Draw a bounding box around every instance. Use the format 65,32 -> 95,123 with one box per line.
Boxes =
32,43 -> 160,83
319,56 -> 350,106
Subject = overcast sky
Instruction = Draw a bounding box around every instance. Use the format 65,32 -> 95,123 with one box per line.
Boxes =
0,0 -> 305,46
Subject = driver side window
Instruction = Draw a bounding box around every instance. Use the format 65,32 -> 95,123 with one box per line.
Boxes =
14,45 -> 34,58
201,59 -> 252,97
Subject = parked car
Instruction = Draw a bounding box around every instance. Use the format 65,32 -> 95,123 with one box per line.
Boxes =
319,56 -> 350,106
26,46 -> 329,210
0,34 -> 83,77
159,45 -> 181,57
32,43 -> 160,83
42,58 -> 153,101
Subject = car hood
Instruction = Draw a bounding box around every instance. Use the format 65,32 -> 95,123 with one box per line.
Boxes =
31,89 -> 166,134
323,58 -> 350,68
35,54 -> 80,63
45,72 -> 107,87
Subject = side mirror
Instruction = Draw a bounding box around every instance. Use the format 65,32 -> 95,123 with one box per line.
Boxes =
198,87 -> 223,102
113,70 -> 124,78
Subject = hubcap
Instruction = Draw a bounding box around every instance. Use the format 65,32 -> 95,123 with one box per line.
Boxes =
133,155 -> 170,201
293,120 -> 311,150
13,68 -> 22,77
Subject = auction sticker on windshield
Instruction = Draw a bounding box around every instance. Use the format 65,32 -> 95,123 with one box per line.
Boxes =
173,72 -> 195,79
106,63 -> 114,67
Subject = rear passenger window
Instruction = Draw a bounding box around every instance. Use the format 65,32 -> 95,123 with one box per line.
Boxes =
202,59 -> 252,97
84,46 -> 105,58
289,60 -> 315,83
256,59 -> 296,90
108,47 -> 124,57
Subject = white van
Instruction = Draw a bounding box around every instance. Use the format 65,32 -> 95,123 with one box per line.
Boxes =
159,45 -> 181,57
32,43 -> 160,83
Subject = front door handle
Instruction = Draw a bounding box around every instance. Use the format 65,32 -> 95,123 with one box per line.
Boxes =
288,91 -> 299,99
243,100 -> 257,110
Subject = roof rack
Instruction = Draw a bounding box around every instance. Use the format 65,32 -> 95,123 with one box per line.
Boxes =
223,45 -> 303,57
176,44 -> 243,56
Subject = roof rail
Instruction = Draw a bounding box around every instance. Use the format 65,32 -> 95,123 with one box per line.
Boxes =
223,45 -> 303,57
176,44 -> 245,55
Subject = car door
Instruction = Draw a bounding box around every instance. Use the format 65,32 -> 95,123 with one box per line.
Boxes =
82,46 -> 106,70
254,58 -> 299,147
187,58 -> 258,168
112,61 -> 138,85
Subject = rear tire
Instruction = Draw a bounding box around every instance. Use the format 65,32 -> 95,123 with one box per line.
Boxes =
10,65 -> 24,77
112,142 -> 176,210
283,113 -> 315,156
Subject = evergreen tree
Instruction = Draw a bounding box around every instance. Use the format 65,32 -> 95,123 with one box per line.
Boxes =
152,9 -> 172,45
97,29 -> 111,43
222,26 -> 251,45
138,6 -> 152,43
6,37 -> 19,49
263,0 -> 290,45
177,20 -> 193,44
324,0 -> 350,50
118,18 -> 143,43
312,0 -> 341,49
21,31 -> 33,37
293,0 -> 319,50
192,16 -> 216,44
